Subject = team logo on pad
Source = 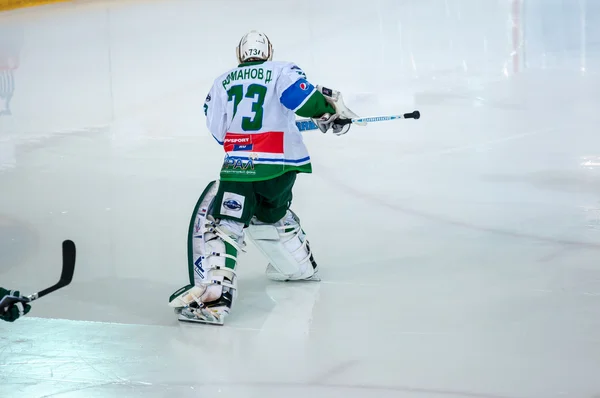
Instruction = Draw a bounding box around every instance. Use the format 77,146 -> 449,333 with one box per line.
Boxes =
223,199 -> 242,211
220,192 -> 245,218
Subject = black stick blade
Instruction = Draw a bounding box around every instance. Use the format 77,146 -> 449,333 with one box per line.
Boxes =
33,240 -> 77,300
60,239 -> 76,285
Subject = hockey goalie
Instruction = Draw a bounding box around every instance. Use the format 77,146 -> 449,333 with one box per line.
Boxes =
168,30 -> 360,325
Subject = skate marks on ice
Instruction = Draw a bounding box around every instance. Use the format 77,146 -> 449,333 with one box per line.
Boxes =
307,360 -> 522,398
483,169 -> 600,197
0,318 -> 524,398
311,124 -> 600,252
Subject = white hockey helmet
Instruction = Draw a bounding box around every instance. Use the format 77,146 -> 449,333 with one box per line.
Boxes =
236,30 -> 273,64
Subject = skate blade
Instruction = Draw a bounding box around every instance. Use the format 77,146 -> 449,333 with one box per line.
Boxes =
267,268 -> 322,282
178,313 -> 225,326
293,273 -> 321,282
176,307 -> 227,326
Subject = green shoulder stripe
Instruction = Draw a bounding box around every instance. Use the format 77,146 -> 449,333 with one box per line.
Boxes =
295,90 -> 336,118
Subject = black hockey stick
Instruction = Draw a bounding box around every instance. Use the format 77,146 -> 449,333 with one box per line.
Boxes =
1,240 -> 76,313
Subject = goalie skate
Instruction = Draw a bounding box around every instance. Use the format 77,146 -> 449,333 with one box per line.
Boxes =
173,285 -> 234,326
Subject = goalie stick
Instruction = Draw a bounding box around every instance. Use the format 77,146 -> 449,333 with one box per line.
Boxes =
295,110 -> 421,132
0,240 -> 76,313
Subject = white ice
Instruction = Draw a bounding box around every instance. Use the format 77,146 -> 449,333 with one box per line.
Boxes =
1,0 -> 600,397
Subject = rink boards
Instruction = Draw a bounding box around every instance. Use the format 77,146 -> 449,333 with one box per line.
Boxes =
0,0 -> 68,12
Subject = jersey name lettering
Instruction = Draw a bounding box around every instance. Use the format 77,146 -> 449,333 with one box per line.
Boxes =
222,68 -> 273,90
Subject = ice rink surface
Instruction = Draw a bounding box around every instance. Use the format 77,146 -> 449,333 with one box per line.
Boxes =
1,0 -> 600,397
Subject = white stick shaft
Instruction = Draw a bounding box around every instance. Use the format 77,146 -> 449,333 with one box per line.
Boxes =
295,112 -> 418,132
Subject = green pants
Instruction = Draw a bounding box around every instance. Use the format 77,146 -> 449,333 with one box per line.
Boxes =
212,172 -> 297,225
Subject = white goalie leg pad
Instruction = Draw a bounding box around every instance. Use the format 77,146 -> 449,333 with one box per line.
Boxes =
170,219 -> 244,325
169,180 -> 245,325
246,210 -> 319,282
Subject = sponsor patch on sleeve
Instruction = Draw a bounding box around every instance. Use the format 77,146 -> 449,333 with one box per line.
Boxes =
280,79 -> 315,111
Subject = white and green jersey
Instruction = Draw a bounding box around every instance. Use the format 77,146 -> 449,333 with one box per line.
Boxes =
204,60 -> 334,182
